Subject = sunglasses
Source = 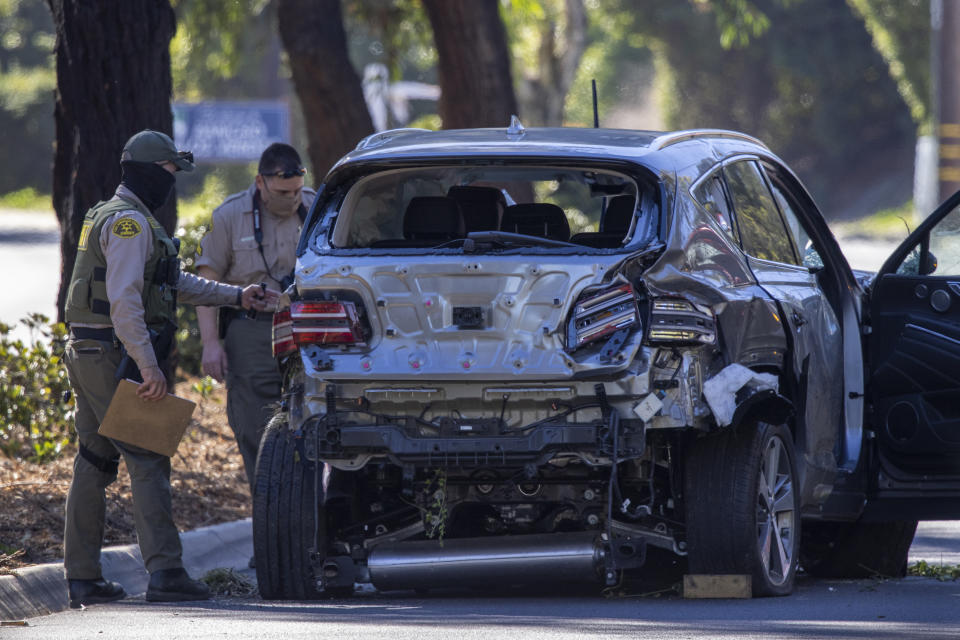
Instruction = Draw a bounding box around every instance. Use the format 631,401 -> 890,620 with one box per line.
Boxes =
261,166 -> 307,179
177,150 -> 194,164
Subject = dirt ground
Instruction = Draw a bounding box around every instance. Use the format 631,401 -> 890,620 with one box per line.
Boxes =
0,378 -> 250,574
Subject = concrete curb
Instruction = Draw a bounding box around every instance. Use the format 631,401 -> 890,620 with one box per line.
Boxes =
0,518 -> 252,620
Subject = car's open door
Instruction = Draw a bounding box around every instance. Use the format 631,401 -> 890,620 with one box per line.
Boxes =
866,189 -> 960,519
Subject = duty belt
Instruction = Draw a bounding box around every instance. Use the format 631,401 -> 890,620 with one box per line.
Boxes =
69,326 -> 116,341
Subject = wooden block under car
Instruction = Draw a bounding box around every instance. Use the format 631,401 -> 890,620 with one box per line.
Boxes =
682,574 -> 752,599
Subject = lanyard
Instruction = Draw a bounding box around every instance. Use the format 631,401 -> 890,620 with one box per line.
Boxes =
251,191 -> 306,285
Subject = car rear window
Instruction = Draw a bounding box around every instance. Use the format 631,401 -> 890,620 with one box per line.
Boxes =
328,165 -> 652,250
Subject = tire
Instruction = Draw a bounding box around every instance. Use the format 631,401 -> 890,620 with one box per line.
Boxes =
800,519 -> 918,579
252,414 -> 326,600
685,421 -> 801,597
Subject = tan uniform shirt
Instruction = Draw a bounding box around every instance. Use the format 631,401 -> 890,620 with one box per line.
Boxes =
73,185 -> 242,373
195,183 -> 317,289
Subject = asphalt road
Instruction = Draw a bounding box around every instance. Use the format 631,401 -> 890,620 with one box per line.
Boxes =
8,527 -> 960,640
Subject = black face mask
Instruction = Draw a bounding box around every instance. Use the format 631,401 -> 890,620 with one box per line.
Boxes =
120,161 -> 176,212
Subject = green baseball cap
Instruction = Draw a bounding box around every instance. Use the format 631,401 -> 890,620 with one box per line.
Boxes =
121,129 -> 195,172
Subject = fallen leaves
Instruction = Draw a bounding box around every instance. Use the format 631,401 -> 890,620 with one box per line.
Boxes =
0,377 -> 250,574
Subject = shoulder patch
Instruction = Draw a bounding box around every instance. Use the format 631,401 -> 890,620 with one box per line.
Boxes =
77,221 -> 93,251
112,217 -> 142,239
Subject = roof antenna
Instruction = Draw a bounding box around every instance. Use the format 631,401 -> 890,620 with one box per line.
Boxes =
591,79 -> 599,128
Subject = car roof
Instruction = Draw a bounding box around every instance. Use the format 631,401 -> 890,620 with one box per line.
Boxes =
329,125 -> 771,177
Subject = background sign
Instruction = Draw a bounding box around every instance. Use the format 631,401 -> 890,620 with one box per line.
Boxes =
173,101 -> 291,162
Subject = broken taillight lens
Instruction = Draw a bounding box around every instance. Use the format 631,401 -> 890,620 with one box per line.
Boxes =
646,298 -> 716,344
272,301 -> 366,357
567,283 -> 640,350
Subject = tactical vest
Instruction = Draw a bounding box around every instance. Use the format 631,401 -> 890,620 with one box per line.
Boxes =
65,197 -> 180,329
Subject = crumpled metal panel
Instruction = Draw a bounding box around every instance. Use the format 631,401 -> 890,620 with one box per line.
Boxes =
295,250 -> 642,381
639,189 -> 788,372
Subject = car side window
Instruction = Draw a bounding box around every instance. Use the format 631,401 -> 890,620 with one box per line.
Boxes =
723,160 -> 798,265
692,173 -> 737,243
766,177 -> 824,270
896,204 -> 960,276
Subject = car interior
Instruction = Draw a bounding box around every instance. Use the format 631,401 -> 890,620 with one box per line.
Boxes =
330,165 -> 659,250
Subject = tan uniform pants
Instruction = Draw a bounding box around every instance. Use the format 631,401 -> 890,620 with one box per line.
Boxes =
63,337 -> 183,580
224,315 -> 281,492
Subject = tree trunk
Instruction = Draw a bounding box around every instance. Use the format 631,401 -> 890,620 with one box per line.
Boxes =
47,0 -> 177,322
421,0 -> 518,129
277,0 -> 374,182
516,0 -> 588,126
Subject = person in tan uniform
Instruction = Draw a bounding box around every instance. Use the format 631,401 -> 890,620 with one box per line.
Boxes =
195,143 -> 315,498
62,130 -> 276,608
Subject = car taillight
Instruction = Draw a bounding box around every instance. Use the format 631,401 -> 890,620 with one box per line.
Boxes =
272,301 -> 366,357
646,298 -> 716,344
567,283 -> 640,350
293,300 -> 366,345
272,309 -> 295,357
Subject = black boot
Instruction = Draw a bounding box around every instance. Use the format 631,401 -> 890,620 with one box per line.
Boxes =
145,568 -> 211,602
68,578 -> 126,608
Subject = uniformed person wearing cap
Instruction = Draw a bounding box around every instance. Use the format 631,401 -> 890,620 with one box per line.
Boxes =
62,130 -> 277,608
195,143 -> 315,498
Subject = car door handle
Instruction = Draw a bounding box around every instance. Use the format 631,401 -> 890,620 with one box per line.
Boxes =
792,311 -> 806,327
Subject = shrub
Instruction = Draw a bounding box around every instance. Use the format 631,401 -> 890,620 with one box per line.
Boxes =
0,314 -> 74,462
174,212 -> 212,379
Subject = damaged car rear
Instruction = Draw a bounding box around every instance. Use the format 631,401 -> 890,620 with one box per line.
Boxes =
252,124 -> 903,598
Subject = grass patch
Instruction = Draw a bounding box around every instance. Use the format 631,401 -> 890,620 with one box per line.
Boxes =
201,568 -> 258,597
0,187 -> 51,212
829,200 -> 916,241
907,560 -> 960,581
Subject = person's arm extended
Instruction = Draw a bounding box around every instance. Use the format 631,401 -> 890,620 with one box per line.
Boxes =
196,266 -> 228,382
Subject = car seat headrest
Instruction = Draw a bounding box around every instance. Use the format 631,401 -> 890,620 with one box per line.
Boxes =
600,195 -> 636,234
446,186 -> 506,232
403,196 -> 464,240
500,203 -> 570,242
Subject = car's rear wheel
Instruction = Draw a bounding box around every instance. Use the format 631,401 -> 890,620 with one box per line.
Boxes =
800,519 -> 917,578
253,414 -> 328,600
685,420 -> 801,596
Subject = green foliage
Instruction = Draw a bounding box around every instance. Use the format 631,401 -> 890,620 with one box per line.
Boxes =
170,0 -> 276,101
174,205 -> 214,379
0,314 -> 74,462
618,0 -> 915,214
177,172 -> 232,224
908,560 -> 960,581
343,0 -> 435,83
0,0 -> 56,195
0,186 -> 49,210
190,375 -> 217,399
423,468 -> 448,543
563,3 -> 652,128
700,0 -> 773,49
406,113 -> 441,131
847,0 -> 931,132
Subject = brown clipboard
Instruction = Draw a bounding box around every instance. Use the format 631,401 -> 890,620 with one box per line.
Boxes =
98,379 -> 197,457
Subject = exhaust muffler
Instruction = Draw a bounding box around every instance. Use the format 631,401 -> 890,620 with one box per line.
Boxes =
367,532 -> 606,591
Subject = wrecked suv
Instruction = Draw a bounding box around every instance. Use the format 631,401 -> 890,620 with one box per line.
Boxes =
253,122 -> 960,598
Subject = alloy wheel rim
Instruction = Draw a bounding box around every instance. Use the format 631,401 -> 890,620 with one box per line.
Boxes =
756,434 -> 795,586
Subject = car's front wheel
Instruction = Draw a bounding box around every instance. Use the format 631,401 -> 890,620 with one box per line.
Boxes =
684,420 -> 801,596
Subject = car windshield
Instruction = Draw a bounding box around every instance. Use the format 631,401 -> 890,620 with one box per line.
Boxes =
328,165 -> 655,250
